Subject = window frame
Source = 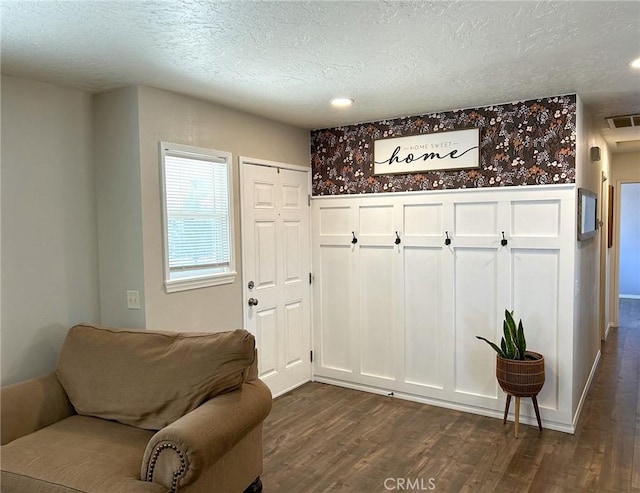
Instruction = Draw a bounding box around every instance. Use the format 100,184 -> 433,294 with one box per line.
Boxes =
159,141 -> 236,293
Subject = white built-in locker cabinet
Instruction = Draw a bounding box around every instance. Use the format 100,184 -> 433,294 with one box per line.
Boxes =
312,184 -> 577,432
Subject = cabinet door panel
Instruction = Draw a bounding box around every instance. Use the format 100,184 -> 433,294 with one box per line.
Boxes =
319,206 -> 351,236
360,205 -> 394,236
454,247 -> 499,399
404,203 -> 443,237
512,249 -> 560,410
511,200 -> 561,237
360,246 -> 395,380
318,245 -> 353,372
404,247 -> 443,388
455,202 -> 498,237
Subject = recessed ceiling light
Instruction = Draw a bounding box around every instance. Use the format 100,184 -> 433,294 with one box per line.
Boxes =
630,57 -> 640,69
330,97 -> 354,108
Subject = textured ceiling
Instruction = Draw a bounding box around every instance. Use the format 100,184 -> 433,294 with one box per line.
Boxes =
1,0 -> 640,141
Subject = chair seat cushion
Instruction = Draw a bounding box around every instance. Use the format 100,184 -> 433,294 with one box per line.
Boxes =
0,415 -> 166,493
56,325 -> 255,430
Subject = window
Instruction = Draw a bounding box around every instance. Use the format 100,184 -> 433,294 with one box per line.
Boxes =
160,142 -> 235,292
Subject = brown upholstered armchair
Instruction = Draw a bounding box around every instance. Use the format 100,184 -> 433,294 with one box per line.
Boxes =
1,325 -> 272,493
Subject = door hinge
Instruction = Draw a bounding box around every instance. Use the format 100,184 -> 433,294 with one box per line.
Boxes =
309,272 -> 313,284
310,350 -> 313,363
308,194 -> 311,206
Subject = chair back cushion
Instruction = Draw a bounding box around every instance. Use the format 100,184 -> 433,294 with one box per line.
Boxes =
56,325 -> 255,430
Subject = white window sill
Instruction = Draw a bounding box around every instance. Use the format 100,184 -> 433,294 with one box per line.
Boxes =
164,271 -> 236,293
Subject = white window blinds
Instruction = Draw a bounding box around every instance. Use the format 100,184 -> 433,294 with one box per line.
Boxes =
160,143 -> 235,291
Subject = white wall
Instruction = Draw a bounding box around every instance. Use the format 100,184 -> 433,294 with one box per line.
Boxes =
137,86 -> 310,331
572,97 -> 608,418
93,87 -> 146,328
1,75 -> 101,385
313,185 -> 577,431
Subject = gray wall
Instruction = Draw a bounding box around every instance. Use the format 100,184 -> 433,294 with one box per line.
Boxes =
137,86 -> 310,331
1,75 -> 101,385
1,77 -> 310,385
93,87 -> 146,328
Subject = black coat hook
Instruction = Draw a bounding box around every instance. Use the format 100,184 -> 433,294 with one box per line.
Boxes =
395,232 -> 401,245
351,232 -> 358,244
501,231 -> 508,246
445,231 -> 451,246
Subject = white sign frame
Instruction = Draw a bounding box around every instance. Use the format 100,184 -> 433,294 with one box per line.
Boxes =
373,128 -> 480,175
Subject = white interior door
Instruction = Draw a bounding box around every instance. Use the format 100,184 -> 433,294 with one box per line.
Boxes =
240,158 -> 311,397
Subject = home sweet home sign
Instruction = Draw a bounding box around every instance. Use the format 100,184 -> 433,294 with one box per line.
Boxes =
373,128 -> 480,175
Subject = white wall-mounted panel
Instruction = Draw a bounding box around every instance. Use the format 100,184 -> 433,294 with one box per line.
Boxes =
255,221 -> 277,289
511,200 -> 561,237
455,202 -> 498,236
254,182 -> 275,208
283,221 -> 301,284
311,185 -> 576,430
285,301 -> 303,368
360,246 -> 395,379
404,204 -> 443,236
404,247 -> 442,388
454,248 -> 498,398
257,307 -> 278,378
360,205 -> 393,235
512,249 -> 560,410
319,206 -> 351,235
319,246 -> 352,372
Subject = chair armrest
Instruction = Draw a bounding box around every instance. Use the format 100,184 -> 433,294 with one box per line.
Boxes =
1,372 -> 75,445
141,379 -> 272,491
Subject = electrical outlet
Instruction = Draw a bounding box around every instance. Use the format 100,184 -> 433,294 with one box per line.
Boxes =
127,290 -> 140,310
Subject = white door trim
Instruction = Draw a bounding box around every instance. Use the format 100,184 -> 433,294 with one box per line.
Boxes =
239,155 -> 310,173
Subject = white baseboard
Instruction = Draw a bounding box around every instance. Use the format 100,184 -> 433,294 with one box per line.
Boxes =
604,323 -> 613,340
313,376 -> 575,434
619,294 -> 640,299
572,350 -> 601,430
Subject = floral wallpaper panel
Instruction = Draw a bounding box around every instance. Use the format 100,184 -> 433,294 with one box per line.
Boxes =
311,95 -> 576,196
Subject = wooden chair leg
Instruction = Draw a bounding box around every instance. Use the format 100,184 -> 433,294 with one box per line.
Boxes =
503,394 -> 512,424
532,395 -> 543,431
514,396 -> 521,438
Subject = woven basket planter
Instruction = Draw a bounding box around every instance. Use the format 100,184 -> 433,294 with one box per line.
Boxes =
496,351 -> 545,396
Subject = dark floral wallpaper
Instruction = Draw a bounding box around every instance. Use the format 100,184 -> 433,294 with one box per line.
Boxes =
311,95 -> 576,196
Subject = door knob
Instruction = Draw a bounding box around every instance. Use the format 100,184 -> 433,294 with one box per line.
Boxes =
248,298 -> 259,307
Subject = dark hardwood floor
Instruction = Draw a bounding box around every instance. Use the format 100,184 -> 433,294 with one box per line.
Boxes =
262,299 -> 640,493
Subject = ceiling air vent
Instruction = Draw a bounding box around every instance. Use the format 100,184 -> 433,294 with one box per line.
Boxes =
606,114 -> 640,129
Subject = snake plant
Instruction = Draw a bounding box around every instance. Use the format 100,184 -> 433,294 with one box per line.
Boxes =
476,309 -> 527,360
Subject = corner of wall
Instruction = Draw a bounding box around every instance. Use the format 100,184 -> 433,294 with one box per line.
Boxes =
93,86 -> 146,328
1,76 -> 101,384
